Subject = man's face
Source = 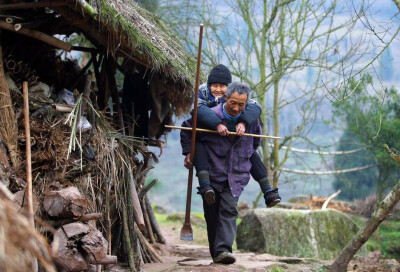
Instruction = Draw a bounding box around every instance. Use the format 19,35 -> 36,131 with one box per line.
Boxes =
210,83 -> 228,98
224,91 -> 248,116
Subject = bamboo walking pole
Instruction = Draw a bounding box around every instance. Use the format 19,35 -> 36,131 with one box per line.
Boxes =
180,24 -> 203,241
165,125 -> 282,139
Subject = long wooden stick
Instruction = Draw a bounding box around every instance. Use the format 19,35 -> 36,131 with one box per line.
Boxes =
165,125 -> 281,139
0,21 -> 72,52
23,81 -> 38,272
23,81 -> 34,226
180,24 -> 204,241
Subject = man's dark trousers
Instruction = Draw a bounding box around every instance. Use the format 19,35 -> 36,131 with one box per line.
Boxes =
203,181 -> 239,258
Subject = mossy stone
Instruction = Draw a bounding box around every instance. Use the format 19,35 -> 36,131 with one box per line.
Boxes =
236,208 -> 367,260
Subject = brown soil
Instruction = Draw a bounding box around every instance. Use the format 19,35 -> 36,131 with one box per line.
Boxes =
140,225 -> 400,272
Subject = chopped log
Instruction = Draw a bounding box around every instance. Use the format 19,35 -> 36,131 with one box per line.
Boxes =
12,189 -> 39,214
91,255 -> 118,265
138,179 -> 158,199
43,186 -> 88,218
144,196 -> 166,244
52,228 -> 88,271
62,222 -> 90,239
47,213 -> 102,228
81,229 -> 108,262
0,21 -> 72,52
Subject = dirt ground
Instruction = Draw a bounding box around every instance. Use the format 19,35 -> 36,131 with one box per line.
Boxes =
138,225 -> 400,272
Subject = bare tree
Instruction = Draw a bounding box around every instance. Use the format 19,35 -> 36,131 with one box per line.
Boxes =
159,0 -> 366,189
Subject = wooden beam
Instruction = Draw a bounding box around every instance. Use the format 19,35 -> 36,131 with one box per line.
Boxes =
0,21 -> 72,52
0,1 -> 68,10
72,46 -> 99,53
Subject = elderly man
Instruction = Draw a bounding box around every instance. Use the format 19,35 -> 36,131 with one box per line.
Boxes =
180,82 -> 262,264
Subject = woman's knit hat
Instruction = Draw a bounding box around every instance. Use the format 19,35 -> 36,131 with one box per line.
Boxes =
207,64 -> 232,86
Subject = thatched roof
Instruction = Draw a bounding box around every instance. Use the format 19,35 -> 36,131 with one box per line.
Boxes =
1,0 -> 197,114
57,0 -> 197,114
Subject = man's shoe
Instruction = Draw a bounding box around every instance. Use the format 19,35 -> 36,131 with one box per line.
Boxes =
213,251 -> 236,264
264,188 -> 281,207
197,185 -> 216,205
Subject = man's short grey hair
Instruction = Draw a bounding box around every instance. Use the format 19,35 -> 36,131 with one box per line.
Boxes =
226,82 -> 251,101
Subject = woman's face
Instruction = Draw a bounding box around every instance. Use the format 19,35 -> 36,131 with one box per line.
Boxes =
210,83 -> 228,98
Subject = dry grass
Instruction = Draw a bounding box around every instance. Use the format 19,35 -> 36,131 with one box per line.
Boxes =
0,183 -> 55,272
0,44 -> 19,168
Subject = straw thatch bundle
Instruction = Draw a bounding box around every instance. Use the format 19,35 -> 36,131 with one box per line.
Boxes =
0,33 -> 19,168
0,183 -> 55,272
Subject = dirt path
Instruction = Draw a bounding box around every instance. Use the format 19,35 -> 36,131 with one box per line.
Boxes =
142,225 -> 330,272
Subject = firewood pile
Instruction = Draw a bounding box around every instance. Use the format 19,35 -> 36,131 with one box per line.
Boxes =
0,38 -> 166,271
293,194 -> 356,214
42,186 -> 114,271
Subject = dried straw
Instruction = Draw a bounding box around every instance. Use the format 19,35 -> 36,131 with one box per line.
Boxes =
0,183 -> 55,272
0,32 -> 19,168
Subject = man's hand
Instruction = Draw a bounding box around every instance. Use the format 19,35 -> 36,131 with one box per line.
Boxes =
236,122 -> 246,136
216,123 -> 230,136
184,154 -> 193,169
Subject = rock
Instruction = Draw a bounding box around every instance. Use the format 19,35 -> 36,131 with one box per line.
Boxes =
236,208 -> 367,260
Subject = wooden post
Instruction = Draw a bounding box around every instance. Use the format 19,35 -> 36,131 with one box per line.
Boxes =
23,81 -> 34,226
23,81 -> 37,272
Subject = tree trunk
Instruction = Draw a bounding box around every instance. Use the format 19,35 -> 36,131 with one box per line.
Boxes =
330,180 -> 400,272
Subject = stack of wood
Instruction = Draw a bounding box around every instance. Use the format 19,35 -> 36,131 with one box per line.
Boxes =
293,194 -> 356,213
0,17 -> 168,271
42,186 -> 117,271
